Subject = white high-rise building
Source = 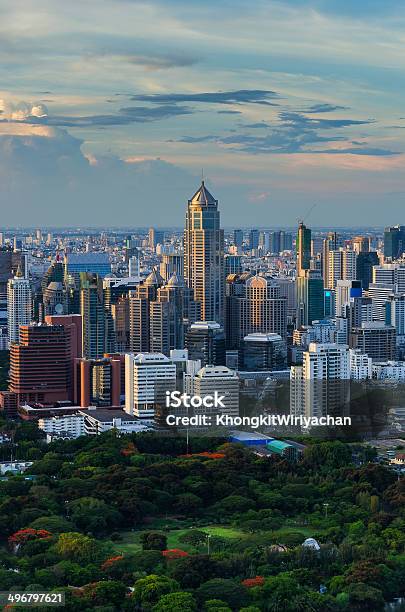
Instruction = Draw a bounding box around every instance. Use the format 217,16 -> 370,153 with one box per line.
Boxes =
7,271 -> 32,345
290,343 -> 350,419
349,349 -> 372,380
185,365 -> 239,417
125,352 -> 176,418
368,283 -> 396,321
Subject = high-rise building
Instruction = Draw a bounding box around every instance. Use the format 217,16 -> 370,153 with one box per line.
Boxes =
65,253 -> 111,279
225,274 -> 287,348
349,349 -> 372,380
242,333 -> 287,371
384,225 -> 405,260
352,235 -> 370,254
9,323 -> 70,406
327,249 -> 357,290
296,269 -> 324,327
185,321 -> 226,366
322,232 -> 340,287
368,283 -> 396,321
7,270 -> 32,344
125,352 -> 176,418
290,343 -> 350,419
149,228 -> 165,249
350,322 -> 396,361
356,251 -> 379,290
74,357 -> 121,407
296,222 -> 311,276
277,277 -> 297,320
335,280 -> 362,317
249,229 -> 259,250
159,253 -> 184,282
269,231 -> 281,254
150,273 -> 184,355
80,273 -> 105,359
233,229 -> 244,249
224,255 -> 242,276
184,181 -> 224,323
385,294 -> 405,337
185,365 -> 239,417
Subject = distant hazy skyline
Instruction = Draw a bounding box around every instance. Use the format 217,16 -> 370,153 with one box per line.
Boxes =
1,0 -> 405,227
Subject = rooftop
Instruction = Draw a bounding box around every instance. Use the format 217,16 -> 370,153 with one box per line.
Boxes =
189,181 -> 217,207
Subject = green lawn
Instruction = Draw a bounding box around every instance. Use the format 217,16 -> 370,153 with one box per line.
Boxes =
107,524 -> 246,555
106,523 -> 319,556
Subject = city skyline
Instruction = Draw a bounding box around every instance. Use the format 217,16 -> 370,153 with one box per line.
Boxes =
1,0 -> 405,226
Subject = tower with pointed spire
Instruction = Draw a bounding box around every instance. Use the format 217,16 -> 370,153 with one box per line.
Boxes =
184,181 -> 224,324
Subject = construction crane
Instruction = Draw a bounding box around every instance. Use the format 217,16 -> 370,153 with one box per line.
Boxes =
298,203 -> 317,225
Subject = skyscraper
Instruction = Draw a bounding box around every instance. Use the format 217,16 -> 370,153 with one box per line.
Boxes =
384,225 -> 405,260
184,181 -> 224,323
185,321 -> 226,366
225,274 -> 287,348
249,229 -> 259,250
9,323 -> 70,406
327,249 -> 357,290
290,343 -> 350,419
124,352 -> 176,418
296,222 -> 311,276
7,269 -> 32,344
233,229 -> 243,249
296,270 -> 324,327
80,273 -> 105,359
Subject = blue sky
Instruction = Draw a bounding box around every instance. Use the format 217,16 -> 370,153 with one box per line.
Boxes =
1,0 -> 405,227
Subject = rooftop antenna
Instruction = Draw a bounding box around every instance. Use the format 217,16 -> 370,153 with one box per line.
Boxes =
201,168 -> 204,184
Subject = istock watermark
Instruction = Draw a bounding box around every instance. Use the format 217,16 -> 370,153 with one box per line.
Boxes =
165,390 -> 226,409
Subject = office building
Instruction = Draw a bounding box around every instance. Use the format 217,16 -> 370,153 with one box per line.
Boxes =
327,249 -> 357,290
125,352 -> 176,418
226,274 -> 287,347
184,181 -> 224,323
233,229 -> 244,249
65,253 -> 111,279
322,232 -> 340,288
224,255 -> 242,276
368,283 -> 396,321
335,280 -> 362,317
249,229 -> 259,250
242,333 -> 287,371
297,222 -> 311,276
80,273 -> 105,359
350,322 -> 396,361
7,270 -> 32,344
296,270 -> 324,327
384,225 -> 405,260
356,251 -> 379,290
148,228 -> 165,249
385,294 -> 405,337
185,320 -> 226,366
324,289 -> 335,318
159,253 -> 184,282
73,357 -> 121,407
185,365 -> 239,417
9,324 -> 70,406
150,273 -> 185,355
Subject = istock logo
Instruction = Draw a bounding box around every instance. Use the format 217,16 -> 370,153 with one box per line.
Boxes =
165,390 -> 226,409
